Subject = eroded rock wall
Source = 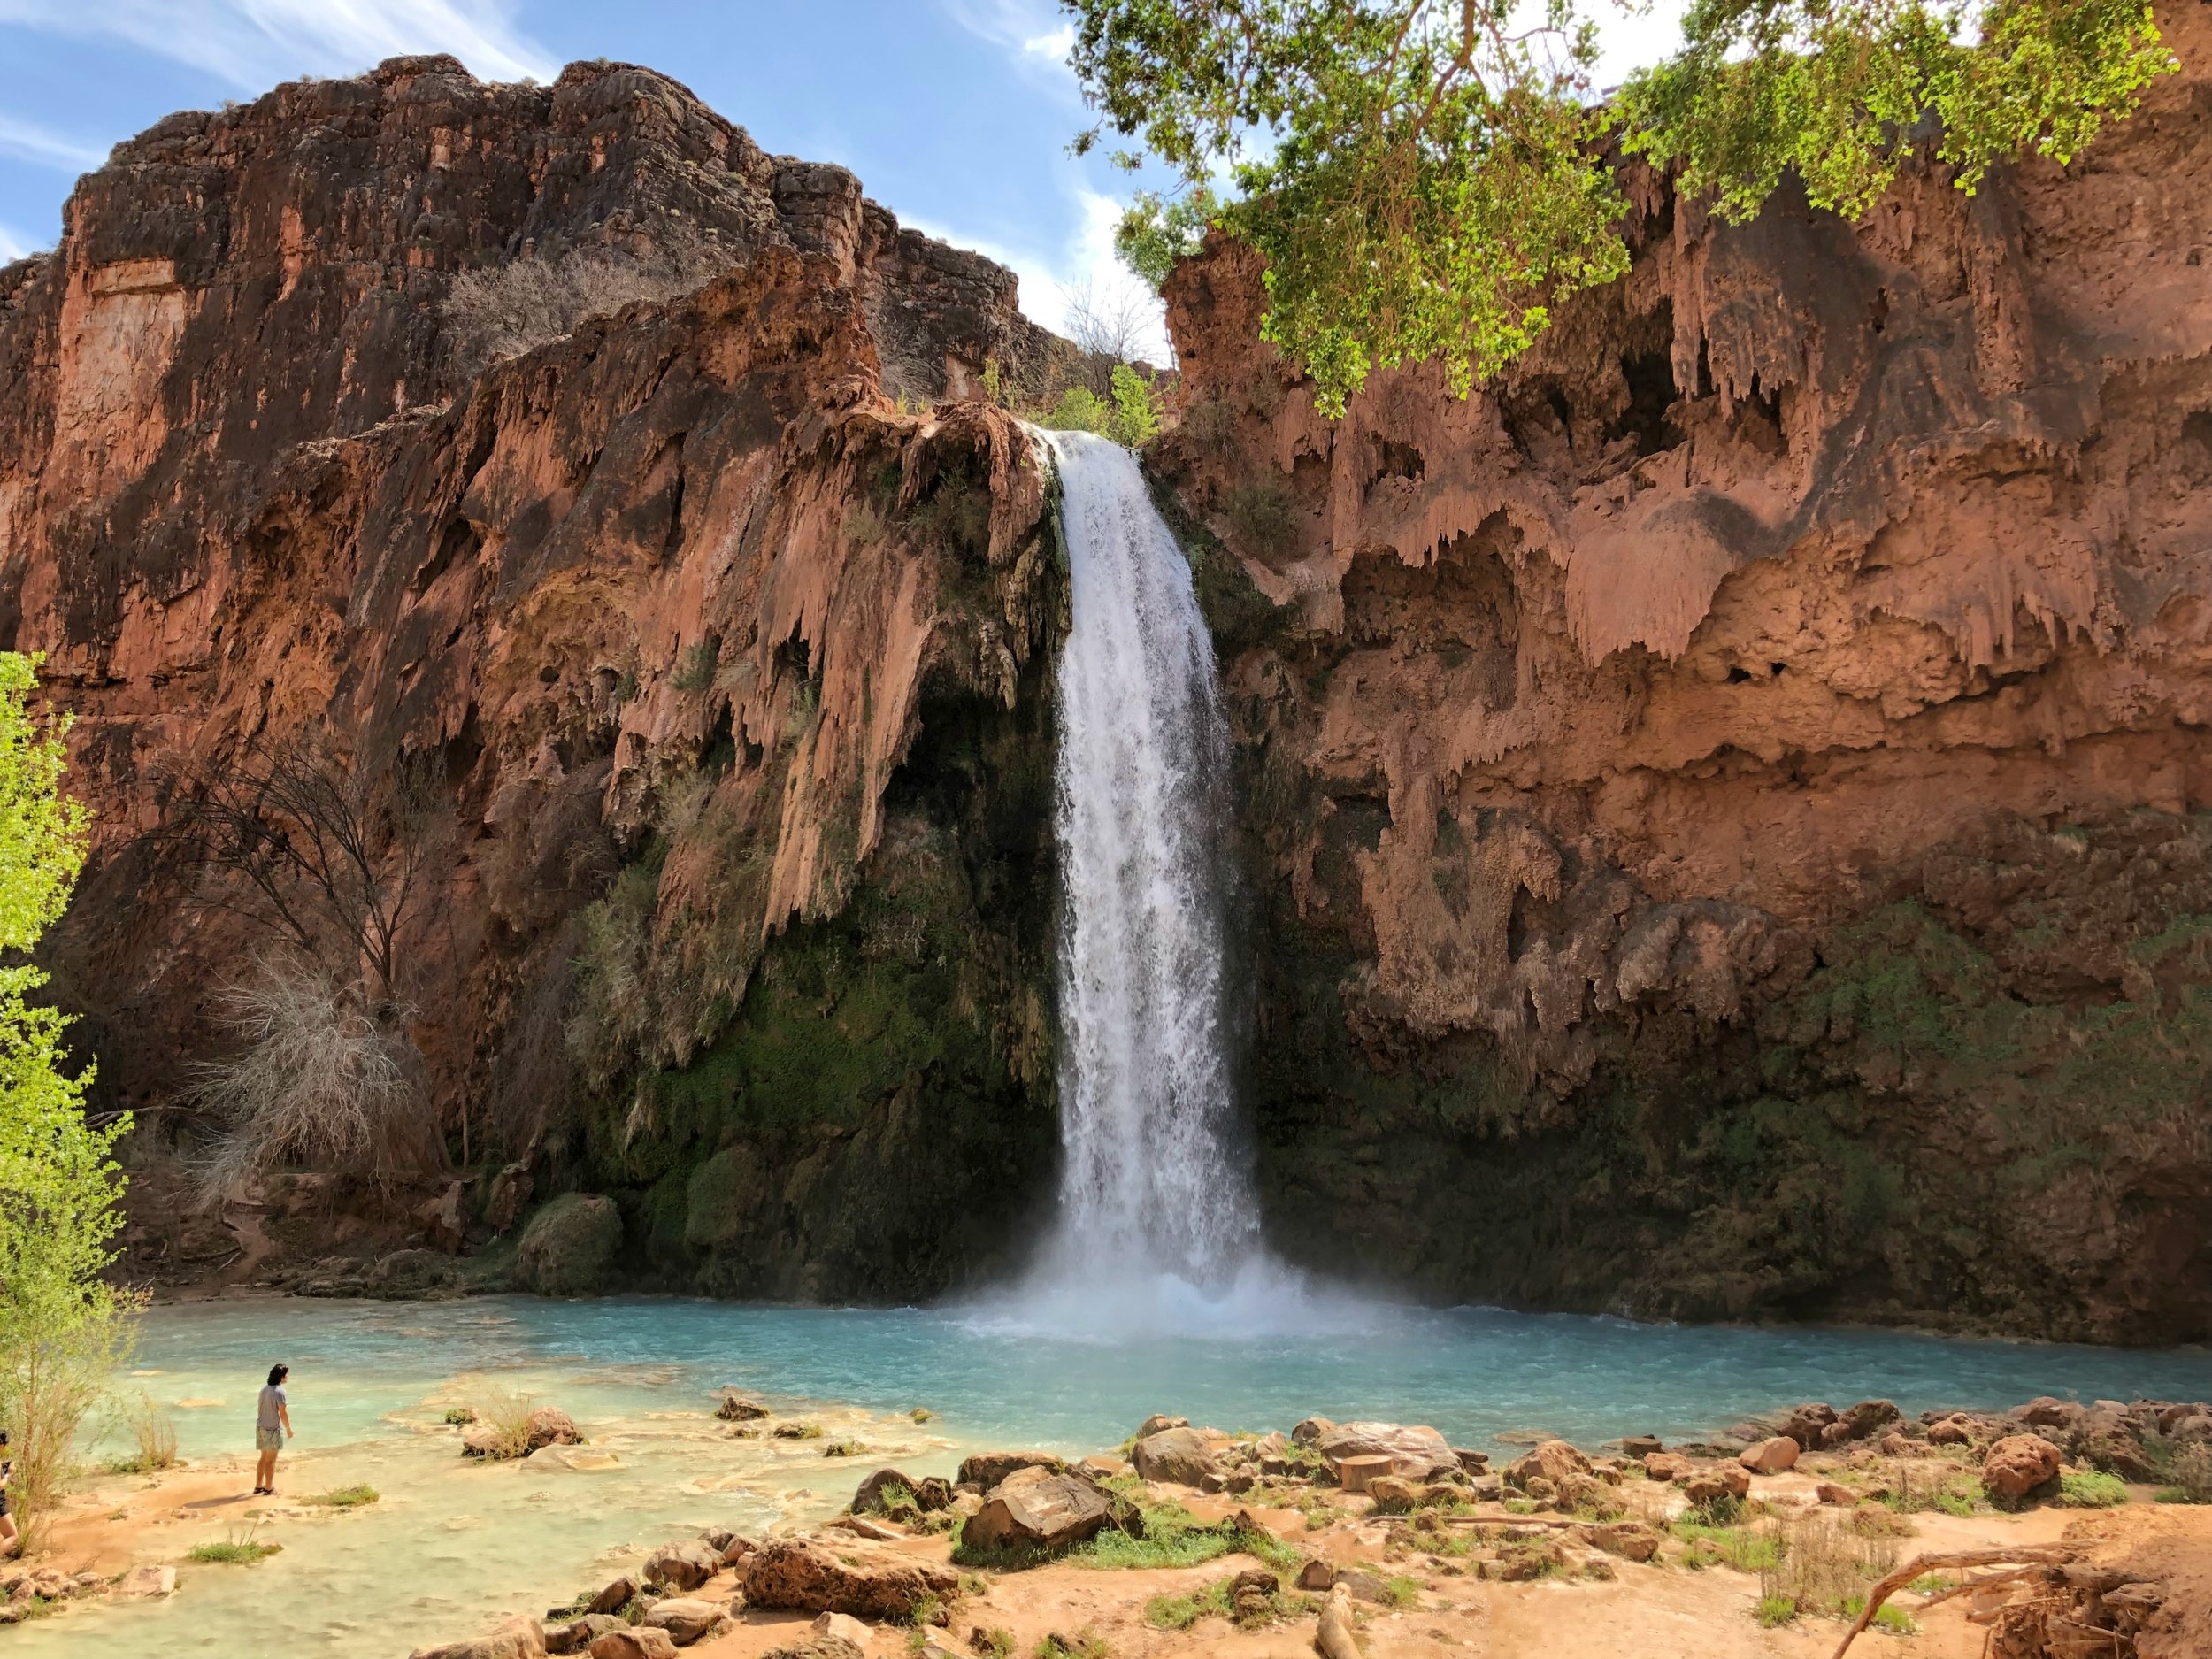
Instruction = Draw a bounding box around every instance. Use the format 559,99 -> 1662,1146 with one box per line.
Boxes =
0,56 -> 1066,1298
1158,4 -> 2212,1341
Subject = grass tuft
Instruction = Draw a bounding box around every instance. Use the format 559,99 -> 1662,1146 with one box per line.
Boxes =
188,1525 -> 281,1565
2055,1470 -> 2130,1509
303,1485 -> 379,1509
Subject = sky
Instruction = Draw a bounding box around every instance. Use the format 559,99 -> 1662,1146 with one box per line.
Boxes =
0,2 -> 1687,359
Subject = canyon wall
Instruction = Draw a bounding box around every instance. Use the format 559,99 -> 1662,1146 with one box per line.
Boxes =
0,55 -> 1066,1298
1156,4 -> 2212,1341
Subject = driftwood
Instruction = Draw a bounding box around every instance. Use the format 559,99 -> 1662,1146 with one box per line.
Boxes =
1832,1546 -> 2070,1658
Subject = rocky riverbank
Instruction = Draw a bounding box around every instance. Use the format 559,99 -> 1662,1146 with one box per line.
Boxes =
403,1390 -> 2212,1659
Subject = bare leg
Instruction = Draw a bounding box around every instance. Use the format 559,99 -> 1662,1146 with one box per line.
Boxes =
254,1449 -> 275,1493
0,1514 -> 18,1559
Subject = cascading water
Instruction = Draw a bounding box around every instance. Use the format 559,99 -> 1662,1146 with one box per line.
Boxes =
1036,427 -> 1257,1280
1002,428 -> 1359,1335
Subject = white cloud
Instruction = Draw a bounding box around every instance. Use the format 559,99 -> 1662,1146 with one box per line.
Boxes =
0,111 -> 106,172
0,222 -> 34,261
937,0 -> 1080,96
0,1 -> 559,90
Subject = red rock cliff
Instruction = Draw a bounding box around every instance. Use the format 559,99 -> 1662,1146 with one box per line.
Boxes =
1156,4 -> 2212,1340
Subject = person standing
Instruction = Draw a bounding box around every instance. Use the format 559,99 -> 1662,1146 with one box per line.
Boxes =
253,1364 -> 292,1496
0,1430 -> 18,1558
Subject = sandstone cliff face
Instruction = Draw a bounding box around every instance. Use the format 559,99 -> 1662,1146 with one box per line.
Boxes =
0,56 -> 1065,1297
1159,4 -> 2212,1341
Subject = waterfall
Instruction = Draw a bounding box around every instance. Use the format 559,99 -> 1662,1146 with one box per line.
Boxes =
1036,427 -> 1260,1284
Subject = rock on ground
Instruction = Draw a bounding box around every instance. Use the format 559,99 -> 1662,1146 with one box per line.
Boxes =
1131,1425 -> 1218,1486
1982,1433 -> 2066,1500
641,1598 -> 727,1646
644,1540 -> 719,1593
962,1466 -> 1126,1554
409,1615 -> 548,1659
741,1539 -> 960,1621
956,1450 -> 1064,1489
588,1631 -> 678,1659
1740,1435 -> 1800,1473
1318,1421 -> 1458,1480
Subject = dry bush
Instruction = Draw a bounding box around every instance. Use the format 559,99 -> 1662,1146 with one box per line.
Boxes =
471,1386 -> 539,1461
444,228 -> 737,373
1758,1509 -> 1898,1620
180,956 -> 427,1202
111,1390 -> 180,1472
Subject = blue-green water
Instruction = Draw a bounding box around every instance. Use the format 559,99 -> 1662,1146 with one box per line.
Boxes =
30,1294 -> 2212,1657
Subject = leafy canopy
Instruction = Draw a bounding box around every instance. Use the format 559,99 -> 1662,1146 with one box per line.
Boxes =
1070,0 -> 2176,414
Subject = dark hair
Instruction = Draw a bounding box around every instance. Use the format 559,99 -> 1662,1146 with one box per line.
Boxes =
267,1364 -> 288,1386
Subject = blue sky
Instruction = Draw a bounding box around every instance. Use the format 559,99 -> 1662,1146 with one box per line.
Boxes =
0,3 -> 1688,358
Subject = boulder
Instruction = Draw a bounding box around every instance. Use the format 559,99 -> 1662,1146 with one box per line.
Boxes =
517,1194 -> 622,1297
741,1539 -> 960,1621
1503,1440 -> 1593,1491
586,1578 -> 637,1616
1573,1521 -> 1661,1563
588,1632 -> 678,1659
2170,1412 -> 2212,1441
643,1540 -> 719,1593
1454,1448 -> 1491,1472
1077,1455 -> 1128,1480
716,1393 -> 769,1422
1926,1415 -> 1978,1446
1740,1436 -> 1800,1474
1131,1425 -> 1217,1486
2075,1406 -> 2161,1481
527,1407 -> 581,1451
419,1180 -> 469,1254
1296,1556 -> 1336,1590
812,1613 -> 872,1646
549,1617 -> 625,1655
1619,1436 -> 1663,1458
1684,1465 -> 1751,1507
1820,1401 -> 1901,1448
1364,1476 -> 1420,1514
2155,1402 -> 2208,1435
641,1599 -> 727,1646
1644,1452 -> 1692,1482
717,1535 -> 757,1568
955,1450 -> 1064,1489
1135,1414 -> 1189,1438
409,1616 -> 548,1659
1816,1482 -> 1860,1507
1292,1417 -> 1337,1447
852,1467 -> 926,1514
1333,1455 -> 1397,1494
1982,1434 -> 2064,1500
1779,1403 -> 1839,1450
487,1161 -> 535,1234
962,1466 -> 1127,1554
462,1422 -> 509,1458
1317,1421 -> 1458,1481
113,1564 -> 176,1598
2016,1398 -> 2085,1432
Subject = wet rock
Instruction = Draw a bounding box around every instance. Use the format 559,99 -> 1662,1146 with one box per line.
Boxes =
962,1466 -> 1126,1554
1135,1413 -> 1189,1438
1131,1425 -> 1218,1486
955,1450 -> 1064,1489
1740,1436 -> 1800,1473
517,1194 -> 623,1297
741,1539 -> 959,1621
642,1598 -> 728,1646
113,1564 -> 175,1598
1981,1433 -> 2065,1500
644,1540 -> 719,1593
409,1616 -> 548,1659
1317,1421 -> 1458,1480
528,1408 -> 581,1451
716,1394 -> 769,1422
587,1632 -> 678,1659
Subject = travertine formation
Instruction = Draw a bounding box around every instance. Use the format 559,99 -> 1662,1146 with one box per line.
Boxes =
1155,3 -> 2212,1339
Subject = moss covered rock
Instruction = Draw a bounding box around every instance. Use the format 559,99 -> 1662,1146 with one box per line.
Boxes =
516,1194 -> 622,1296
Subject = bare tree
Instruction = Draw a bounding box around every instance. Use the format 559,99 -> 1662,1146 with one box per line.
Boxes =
1059,277 -> 1157,365
160,732 -> 447,1196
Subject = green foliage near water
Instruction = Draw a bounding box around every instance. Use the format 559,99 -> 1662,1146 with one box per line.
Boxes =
1036,365 -> 1168,448
1066,0 -> 2175,414
2055,1470 -> 2131,1508
0,652 -> 131,1551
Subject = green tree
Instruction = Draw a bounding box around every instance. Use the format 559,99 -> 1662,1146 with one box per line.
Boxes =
0,652 -> 130,1552
1071,0 -> 2176,414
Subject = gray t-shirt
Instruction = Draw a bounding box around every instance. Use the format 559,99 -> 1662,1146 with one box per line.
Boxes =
257,1384 -> 286,1433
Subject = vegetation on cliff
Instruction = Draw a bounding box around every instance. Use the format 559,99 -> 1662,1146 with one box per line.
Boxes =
1072,0 -> 2175,411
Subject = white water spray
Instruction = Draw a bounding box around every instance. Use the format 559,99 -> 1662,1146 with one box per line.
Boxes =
994,430 -> 1377,1338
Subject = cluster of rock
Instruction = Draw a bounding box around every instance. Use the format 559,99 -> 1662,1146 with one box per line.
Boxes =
458,1405 -> 583,1461
0,1562 -> 173,1623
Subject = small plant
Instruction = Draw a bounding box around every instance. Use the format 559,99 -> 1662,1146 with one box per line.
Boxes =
1108,364 -> 1163,446
469,1386 -> 539,1460
971,1630 -> 1016,1659
672,638 -> 719,692
443,1407 -> 477,1425
1144,1581 -> 1233,1630
910,1407 -> 935,1423
774,1423 -> 824,1440
1755,1510 -> 1897,1627
303,1485 -> 379,1509
1034,1630 -> 1110,1659
847,503 -> 887,548
822,1440 -> 863,1457
1670,1516 -> 1780,1573
1218,480 -> 1295,553
2154,1440 -> 2212,1503
1755,1593 -> 1798,1626
2055,1470 -> 2130,1508
188,1525 -> 281,1564
108,1391 -> 180,1474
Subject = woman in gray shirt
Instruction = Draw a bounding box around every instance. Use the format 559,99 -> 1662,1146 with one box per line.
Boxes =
254,1364 -> 292,1496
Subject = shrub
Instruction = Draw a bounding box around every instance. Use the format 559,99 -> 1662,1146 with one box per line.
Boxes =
2055,1470 -> 2130,1508
107,1391 -> 180,1474
821,1440 -> 863,1457
1755,1510 -> 1897,1625
444,229 -> 735,372
188,1525 -> 280,1564
1755,1593 -> 1798,1627
443,1407 -> 476,1425
671,638 -> 719,692
303,1485 -> 379,1509
2154,1440 -> 2212,1503
468,1386 -> 538,1461
1218,480 -> 1295,553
